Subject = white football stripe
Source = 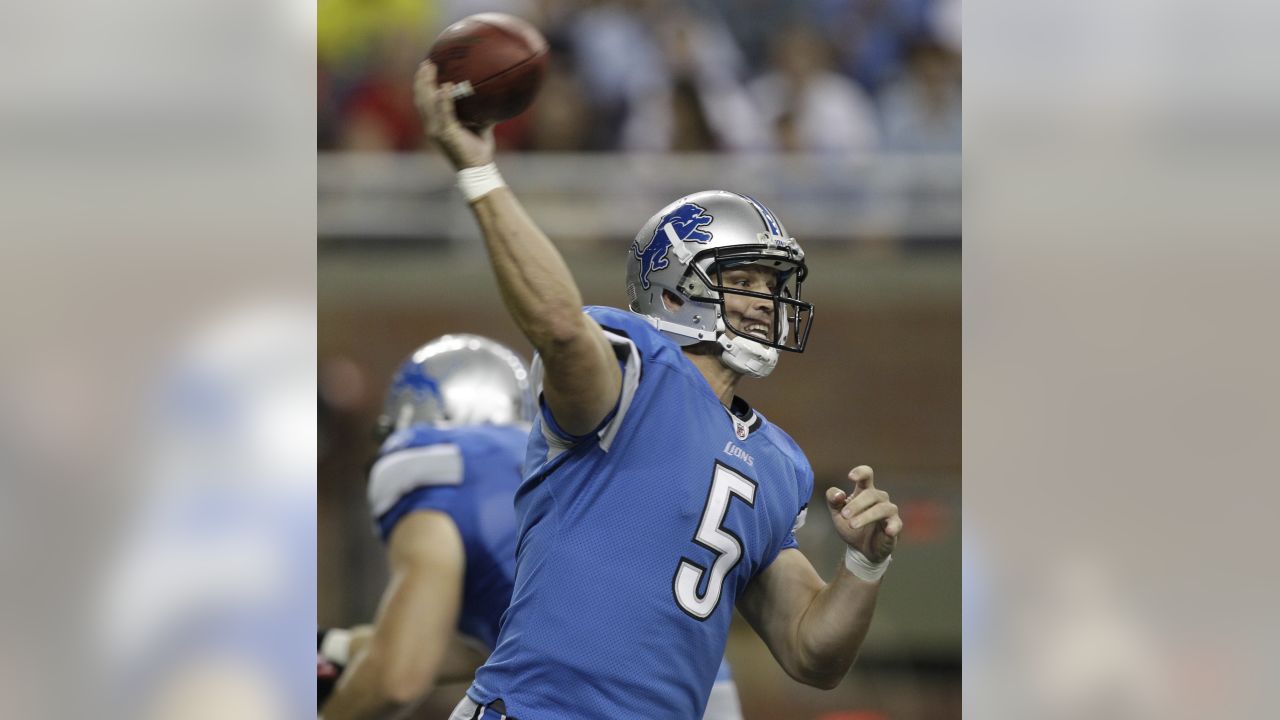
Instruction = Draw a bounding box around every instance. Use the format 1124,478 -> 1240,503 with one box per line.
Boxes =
367,444 -> 464,518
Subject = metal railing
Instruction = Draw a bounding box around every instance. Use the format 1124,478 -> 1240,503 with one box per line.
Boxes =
319,152 -> 961,244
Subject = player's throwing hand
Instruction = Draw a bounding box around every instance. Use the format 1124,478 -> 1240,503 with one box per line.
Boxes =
825,466 -> 901,564
414,61 -> 495,170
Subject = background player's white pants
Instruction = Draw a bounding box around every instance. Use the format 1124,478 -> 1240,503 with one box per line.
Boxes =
703,679 -> 745,720
447,695 -> 484,720
446,680 -> 743,720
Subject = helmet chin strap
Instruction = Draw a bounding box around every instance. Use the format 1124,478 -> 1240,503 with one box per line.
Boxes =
715,318 -> 778,378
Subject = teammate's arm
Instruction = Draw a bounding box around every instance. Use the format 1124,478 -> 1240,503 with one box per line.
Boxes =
345,624 -> 373,659
321,511 -> 466,720
414,62 -> 621,436
340,625 -> 487,686
736,466 -> 901,689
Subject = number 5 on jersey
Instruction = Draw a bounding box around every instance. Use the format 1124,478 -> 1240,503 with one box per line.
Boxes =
674,462 -> 757,619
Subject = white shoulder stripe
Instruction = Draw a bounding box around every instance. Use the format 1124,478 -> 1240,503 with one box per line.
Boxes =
367,444 -> 463,518
597,328 -> 641,452
539,414 -> 574,462
792,506 -> 808,533
529,352 -> 573,463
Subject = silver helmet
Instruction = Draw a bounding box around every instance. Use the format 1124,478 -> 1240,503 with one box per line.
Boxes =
376,334 -> 534,438
626,190 -> 813,377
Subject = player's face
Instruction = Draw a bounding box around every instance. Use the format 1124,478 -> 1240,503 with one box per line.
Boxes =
716,265 -> 779,342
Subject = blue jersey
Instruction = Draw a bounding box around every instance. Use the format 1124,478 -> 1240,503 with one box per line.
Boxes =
368,423 -> 528,650
470,306 -> 813,719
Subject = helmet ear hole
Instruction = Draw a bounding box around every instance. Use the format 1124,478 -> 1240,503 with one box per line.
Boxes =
662,290 -> 686,311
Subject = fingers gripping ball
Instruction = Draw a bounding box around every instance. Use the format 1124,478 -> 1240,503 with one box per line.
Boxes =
427,13 -> 549,127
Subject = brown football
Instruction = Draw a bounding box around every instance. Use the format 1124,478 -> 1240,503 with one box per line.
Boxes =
427,13 -> 549,127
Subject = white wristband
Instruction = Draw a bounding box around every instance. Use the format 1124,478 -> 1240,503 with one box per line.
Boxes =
457,163 -> 506,202
844,546 -> 892,583
320,628 -> 352,665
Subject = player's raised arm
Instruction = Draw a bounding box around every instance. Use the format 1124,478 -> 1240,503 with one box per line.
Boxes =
414,61 -> 621,436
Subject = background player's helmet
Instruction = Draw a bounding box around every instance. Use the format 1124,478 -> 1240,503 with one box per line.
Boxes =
626,190 -> 813,378
376,334 -> 534,439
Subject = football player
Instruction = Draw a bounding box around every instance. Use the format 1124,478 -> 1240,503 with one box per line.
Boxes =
319,335 -> 746,720
320,335 -> 532,720
416,61 -> 903,720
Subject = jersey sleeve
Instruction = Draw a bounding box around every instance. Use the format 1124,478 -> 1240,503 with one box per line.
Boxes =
764,432 -> 816,566
778,503 -> 809,553
785,455 -> 815,551
533,307 -> 645,453
367,433 -> 465,543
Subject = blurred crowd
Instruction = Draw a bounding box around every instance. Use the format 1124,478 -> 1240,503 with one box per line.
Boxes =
318,0 -> 960,155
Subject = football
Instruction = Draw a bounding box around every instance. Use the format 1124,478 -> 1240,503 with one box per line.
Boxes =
427,13 -> 549,127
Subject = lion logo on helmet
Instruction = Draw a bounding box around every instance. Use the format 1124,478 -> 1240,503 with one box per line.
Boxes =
631,202 -> 714,290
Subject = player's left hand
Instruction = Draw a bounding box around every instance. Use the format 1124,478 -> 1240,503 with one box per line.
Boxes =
825,466 -> 901,564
